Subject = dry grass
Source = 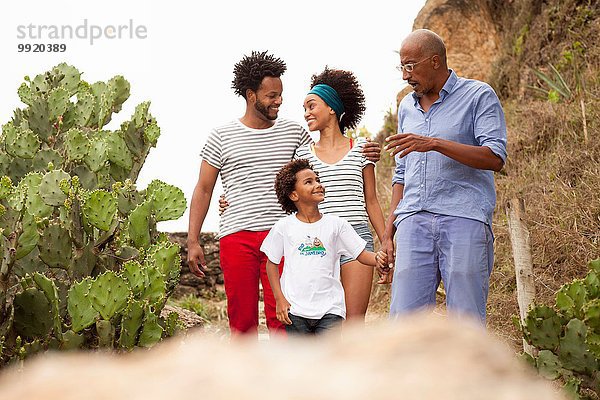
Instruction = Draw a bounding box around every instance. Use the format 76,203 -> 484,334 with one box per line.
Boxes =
490,95 -> 600,348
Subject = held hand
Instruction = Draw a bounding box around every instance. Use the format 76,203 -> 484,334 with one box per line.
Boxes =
375,249 -> 393,284
376,268 -> 394,284
362,137 -> 381,163
375,249 -> 388,270
276,298 -> 292,325
218,194 -> 229,216
187,242 -> 207,278
379,238 -> 396,275
384,133 -> 435,158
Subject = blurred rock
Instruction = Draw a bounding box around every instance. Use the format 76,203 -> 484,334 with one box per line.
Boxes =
0,314 -> 564,400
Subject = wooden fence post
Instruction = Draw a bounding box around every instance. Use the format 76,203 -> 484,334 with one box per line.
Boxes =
506,198 -> 536,356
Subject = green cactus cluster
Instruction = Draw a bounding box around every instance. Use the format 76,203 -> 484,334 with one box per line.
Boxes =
520,258 -> 600,398
0,64 -> 187,362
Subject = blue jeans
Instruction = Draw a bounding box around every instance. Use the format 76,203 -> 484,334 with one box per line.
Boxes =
390,212 -> 494,323
286,313 -> 343,336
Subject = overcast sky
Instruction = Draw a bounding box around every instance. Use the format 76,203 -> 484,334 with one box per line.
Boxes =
1,0 -> 426,232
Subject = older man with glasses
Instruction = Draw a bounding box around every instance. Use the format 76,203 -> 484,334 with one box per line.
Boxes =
380,29 -> 507,324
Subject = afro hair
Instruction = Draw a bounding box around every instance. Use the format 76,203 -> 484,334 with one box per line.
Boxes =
309,67 -> 366,132
274,159 -> 317,214
232,50 -> 287,99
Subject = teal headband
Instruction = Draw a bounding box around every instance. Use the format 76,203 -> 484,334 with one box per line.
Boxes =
307,84 -> 345,119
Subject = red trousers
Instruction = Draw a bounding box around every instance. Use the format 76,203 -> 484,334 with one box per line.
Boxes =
219,230 -> 286,337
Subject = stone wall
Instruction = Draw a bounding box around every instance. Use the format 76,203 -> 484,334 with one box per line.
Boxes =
168,232 -> 223,299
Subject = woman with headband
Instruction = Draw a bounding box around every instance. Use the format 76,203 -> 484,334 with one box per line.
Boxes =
295,67 -> 389,322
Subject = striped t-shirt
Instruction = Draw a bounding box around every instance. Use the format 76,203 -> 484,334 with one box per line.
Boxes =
201,118 -> 311,239
294,137 -> 374,225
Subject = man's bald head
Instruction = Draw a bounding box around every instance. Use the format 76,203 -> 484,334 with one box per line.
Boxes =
401,29 -> 447,66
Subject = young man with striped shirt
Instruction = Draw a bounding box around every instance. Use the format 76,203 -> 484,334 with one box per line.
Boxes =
187,51 -> 379,338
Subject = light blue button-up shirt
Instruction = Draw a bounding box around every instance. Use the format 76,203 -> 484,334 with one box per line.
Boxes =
392,70 -> 507,227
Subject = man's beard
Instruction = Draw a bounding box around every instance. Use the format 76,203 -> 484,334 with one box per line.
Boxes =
255,99 -> 277,120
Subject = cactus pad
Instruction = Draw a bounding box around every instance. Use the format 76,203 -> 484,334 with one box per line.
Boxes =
105,130 -> 133,170
148,241 -> 181,290
18,82 -> 33,106
48,87 -> 70,121
74,91 -> 94,126
141,265 -> 166,305
536,350 -> 563,380
71,244 -> 97,281
146,180 -> 187,222
121,261 -> 145,296
128,200 -> 152,248
67,277 -> 98,332
584,299 -> 600,332
39,169 -> 70,206
13,287 -> 54,338
60,329 -> 84,350
118,299 -> 143,349
84,137 -> 108,172
108,75 -> 130,112
0,176 -> 12,200
523,305 -> 562,350
53,63 -> 81,95
96,320 -> 114,347
3,122 -> 40,159
138,306 -> 162,348
133,102 -> 150,129
89,271 -> 129,320
32,148 -> 62,172
558,318 -> 598,373
33,272 -> 63,340
556,280 -> 587,320
16,211 -> 39,260
28,97 -> 53,142
65,128 -> 90,161
144,121 -> 160,146
23,172 -> 53,218
82,190 -> 117,231
38,222 -> 72,269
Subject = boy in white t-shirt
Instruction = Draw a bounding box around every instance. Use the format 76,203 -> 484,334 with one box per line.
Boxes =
261,159 -> 387,335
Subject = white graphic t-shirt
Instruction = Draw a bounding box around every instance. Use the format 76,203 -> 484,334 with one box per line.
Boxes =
260,214 -> 366,319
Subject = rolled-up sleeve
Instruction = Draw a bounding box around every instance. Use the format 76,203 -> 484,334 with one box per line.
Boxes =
392,153 -> 405,186
474,86 -> 508,163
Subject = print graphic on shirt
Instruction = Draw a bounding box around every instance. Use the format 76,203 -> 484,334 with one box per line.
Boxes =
297,236 -> 326,257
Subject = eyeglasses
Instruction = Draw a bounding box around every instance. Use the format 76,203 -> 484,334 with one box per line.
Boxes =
396,56 -> 433,73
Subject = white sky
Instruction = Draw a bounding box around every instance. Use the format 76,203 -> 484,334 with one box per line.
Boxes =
1,0 -> 426,232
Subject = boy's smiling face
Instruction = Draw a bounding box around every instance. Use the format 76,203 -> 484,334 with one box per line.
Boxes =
289,169 -> 325,205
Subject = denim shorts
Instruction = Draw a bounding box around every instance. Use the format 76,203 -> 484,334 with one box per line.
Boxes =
340,223 -> 374,265
285,313 -> 343,336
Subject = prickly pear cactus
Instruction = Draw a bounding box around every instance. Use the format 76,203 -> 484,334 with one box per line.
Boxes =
520,258 -> 600,398
0,64 -> 187,363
